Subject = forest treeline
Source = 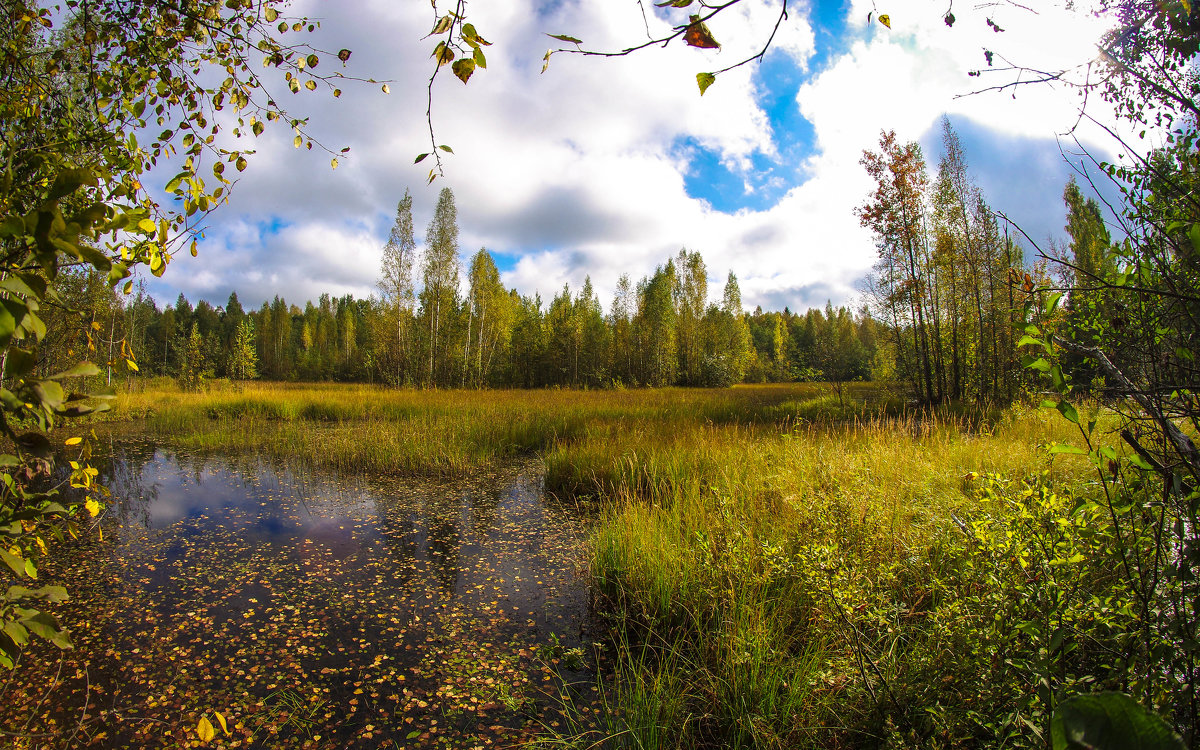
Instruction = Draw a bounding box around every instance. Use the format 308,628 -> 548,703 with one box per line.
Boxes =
47,247 -> 883,390
45,120 -> 1109,398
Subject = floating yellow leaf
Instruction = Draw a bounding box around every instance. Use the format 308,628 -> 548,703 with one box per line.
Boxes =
65,436 -> 82,446
215,711 -> 230,736
196,716 -> 215,743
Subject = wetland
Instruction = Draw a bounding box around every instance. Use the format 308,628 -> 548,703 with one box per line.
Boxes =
8,439 -> 602,748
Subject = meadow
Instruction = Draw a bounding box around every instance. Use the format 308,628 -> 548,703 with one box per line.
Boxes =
98,380 -> 1136,748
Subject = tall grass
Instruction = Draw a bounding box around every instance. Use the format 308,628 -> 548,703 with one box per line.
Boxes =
107,380 -> 1094,747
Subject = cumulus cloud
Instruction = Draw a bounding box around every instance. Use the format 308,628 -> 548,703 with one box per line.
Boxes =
140,0 -> 1122,316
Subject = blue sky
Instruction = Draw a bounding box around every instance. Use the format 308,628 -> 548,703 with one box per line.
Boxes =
141,0 -> 1122,314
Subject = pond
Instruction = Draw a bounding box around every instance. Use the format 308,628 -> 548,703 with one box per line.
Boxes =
4,439 -> 605,748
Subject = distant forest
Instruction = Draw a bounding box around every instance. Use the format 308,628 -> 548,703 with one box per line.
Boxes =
43,121 -> 1109,396
44,248 -> 882,390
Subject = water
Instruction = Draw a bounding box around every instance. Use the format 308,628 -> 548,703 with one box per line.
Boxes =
5,441 -> 603,748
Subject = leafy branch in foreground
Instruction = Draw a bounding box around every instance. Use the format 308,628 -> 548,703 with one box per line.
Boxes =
420,0 -> 491,183
0,0 -> 356,679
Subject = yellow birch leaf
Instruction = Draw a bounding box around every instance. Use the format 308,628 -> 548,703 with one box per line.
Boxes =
196,716 -> 215,743
878,14 -> 891,28
215,712 -> 230,736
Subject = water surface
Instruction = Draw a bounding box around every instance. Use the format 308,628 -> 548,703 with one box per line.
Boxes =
5,441 -> 602,748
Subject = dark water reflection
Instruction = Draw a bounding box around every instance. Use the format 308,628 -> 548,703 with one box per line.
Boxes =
9,440 -> 602,748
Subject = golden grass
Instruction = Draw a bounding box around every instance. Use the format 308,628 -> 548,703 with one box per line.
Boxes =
108,378 -> 1097,748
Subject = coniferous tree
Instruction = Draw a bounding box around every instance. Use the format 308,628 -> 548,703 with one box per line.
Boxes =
577,277 -> 611,387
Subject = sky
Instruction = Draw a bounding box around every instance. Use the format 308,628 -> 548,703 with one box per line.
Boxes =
140,0 -> 1124,315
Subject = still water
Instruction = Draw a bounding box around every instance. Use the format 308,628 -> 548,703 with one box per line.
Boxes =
6,440 -> 602,748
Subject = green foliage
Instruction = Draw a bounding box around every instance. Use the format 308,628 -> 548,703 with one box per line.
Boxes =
176,322 -> 208,392
1052,693 -> 1184,750
228,317 -> 258,381
0,0 -> 352,677
862,122 -> 1031,404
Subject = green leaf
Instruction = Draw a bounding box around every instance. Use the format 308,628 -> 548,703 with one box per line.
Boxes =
46,168 -> 95,202
0,548 -> 25,578
432,42 -> 453,66
1128,453 -> 1154,471
2,621 -> 29,647
0,304 -> 15,348
4,347 -> 35,378
1051,692 -> 1184,750
438,145 -> 454,153
451,57 -> 475,84
29,586 -> 68,603
1057,399 -> 1081,424
49,362 -> 101,379
1051,364 -> 1067,391
473,46 -> 487,68
164,172 -> 187,193
0,215 -> 24,238
16,432 -> 53,459
696,72 -> 716,95
547,33 -> 583,44
1049,553 -> 1085,566
1049,444 -> 1088,455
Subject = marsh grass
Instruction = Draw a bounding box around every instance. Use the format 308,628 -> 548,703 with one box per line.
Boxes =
106,380 -> 1094,747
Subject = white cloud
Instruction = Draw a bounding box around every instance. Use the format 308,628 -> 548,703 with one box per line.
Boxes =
142,0 -> 1121,316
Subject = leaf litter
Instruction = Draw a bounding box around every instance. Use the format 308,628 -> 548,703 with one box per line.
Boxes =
3,441 -> 606,748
